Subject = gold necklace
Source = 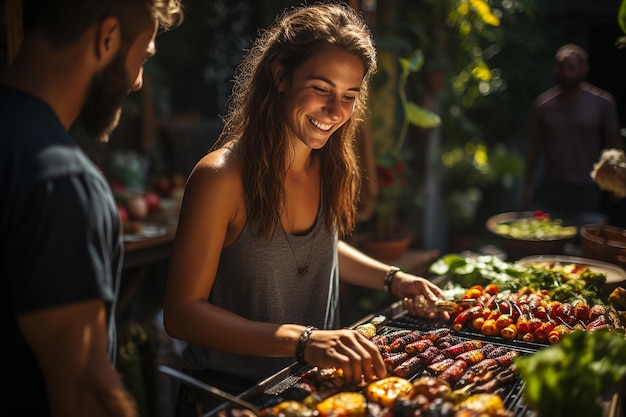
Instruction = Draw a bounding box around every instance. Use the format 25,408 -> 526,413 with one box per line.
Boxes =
282,225 -> 319,276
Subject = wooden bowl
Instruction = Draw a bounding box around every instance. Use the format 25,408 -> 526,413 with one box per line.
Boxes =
485,211 -> 577,260
580,224 -> 626,269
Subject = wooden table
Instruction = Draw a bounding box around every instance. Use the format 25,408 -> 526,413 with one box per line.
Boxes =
123,224 -> 177,270
118,223 -> 177,318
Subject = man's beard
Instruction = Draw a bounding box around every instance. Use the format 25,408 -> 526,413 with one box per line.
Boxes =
78,48 -> 131,142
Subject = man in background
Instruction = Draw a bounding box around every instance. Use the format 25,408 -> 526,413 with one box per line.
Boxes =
523,43 -> 623,226
0,1 -> 182,416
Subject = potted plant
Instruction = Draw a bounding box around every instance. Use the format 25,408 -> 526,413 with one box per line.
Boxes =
359,49 -> 441,259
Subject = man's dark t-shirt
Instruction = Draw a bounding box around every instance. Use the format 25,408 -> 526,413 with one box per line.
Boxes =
0,86 -> 123,416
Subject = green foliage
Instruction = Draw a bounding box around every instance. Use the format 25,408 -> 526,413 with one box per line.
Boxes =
440,142 -> 524,227
368,0 -> 551,234
395,49 -> 441,154
515,330 -> 626,417
368,49 -> 441,240
618,0 -> 626,48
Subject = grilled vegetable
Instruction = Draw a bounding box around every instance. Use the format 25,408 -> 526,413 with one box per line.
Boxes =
355,323 -> 377,339
365,376 -> 413,406
388,330 -> 423,352
500,324 -> 518,340
481,318 -> 499,336
495,314 -> 513,330
608,286 -> 626,310
393,355 -> 424,377
262,400 -> 314,417
421,328 -> 451,342
371,329 -> 412,352
438,359 -> 469,384
411,376 -> 452,400
456,349 -> 485,365
393,346 -> 439,377
453,306 -> 483,327
404,339 -> 434,354
383,352 -> 411,372
548,324 -> 571,344
455,393 -> 509,416
426,357 -> 456,374
316,392 -> 366,417
443,340 -> 483,357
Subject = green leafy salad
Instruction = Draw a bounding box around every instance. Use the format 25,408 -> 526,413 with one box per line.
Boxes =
429,254 -> 607,304
493,210 -> 576,240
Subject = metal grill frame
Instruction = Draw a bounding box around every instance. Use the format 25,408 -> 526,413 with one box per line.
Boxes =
206,300 -> 623,417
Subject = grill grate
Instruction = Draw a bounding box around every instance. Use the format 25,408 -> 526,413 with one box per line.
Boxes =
383,313 -> 540,417
376,323 -> 536,417
207,303 -> 621,417
208,320 -> 540,417
387,314 -> 545,353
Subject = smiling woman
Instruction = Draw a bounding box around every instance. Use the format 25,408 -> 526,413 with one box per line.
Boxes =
276,47 -> 365,152
160,3 -> 448,416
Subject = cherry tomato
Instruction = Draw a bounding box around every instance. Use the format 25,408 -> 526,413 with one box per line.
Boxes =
501,324 -> 518,340
484,283 -> 499,296
495,313 -> 513,330
463,286 -> 483,299
481,318 -> 499,336
472,316 -> 485,331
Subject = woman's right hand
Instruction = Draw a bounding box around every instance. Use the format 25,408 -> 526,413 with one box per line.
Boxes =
303,328 -> 387,385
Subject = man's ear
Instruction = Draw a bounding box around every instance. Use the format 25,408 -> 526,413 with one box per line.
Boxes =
95,16 -> 122,63
272,63 -> 286,92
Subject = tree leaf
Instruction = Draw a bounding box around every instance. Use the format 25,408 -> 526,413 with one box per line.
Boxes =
399,49 -> 424,74
405,102 -> 441,128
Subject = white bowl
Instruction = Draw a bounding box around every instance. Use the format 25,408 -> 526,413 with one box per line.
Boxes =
517,255 -> 626,293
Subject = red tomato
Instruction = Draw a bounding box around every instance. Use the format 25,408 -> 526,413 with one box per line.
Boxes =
143,191 -> 161,213
484,284 -> 499,295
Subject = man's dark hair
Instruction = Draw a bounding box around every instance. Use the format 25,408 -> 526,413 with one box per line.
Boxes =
22,0 -> 183,47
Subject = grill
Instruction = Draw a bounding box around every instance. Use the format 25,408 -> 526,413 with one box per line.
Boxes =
381,312 -> 540,417
206,300 -> 623,417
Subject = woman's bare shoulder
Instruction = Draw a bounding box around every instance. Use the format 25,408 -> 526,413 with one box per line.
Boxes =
184,147 -> 243,199
190,148 -> 241,180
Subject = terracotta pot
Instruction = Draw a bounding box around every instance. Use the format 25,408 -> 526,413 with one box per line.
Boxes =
360,234 -> 412,261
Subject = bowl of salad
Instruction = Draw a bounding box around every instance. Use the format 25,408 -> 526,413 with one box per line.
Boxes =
486,210 -> 577,260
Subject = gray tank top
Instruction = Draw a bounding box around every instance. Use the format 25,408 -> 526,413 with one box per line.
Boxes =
181,206 -> 340,381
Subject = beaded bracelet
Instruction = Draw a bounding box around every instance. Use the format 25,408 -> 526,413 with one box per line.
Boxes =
383,266 -> 401,295
296,326 -> 318,365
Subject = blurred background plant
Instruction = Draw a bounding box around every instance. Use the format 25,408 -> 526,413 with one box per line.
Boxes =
619,0 -> 626,47
442,142 -> 525,231
361,0 -> 553,250
367,49 -> 441,241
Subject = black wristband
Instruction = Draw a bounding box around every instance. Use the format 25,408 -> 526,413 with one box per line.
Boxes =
295,326 -> 317,365
383,266 -> 401,295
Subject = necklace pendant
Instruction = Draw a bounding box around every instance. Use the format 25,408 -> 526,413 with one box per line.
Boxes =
297,266 -> 309,276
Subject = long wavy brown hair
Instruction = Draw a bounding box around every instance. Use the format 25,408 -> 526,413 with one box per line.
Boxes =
213,1 -> 377,239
